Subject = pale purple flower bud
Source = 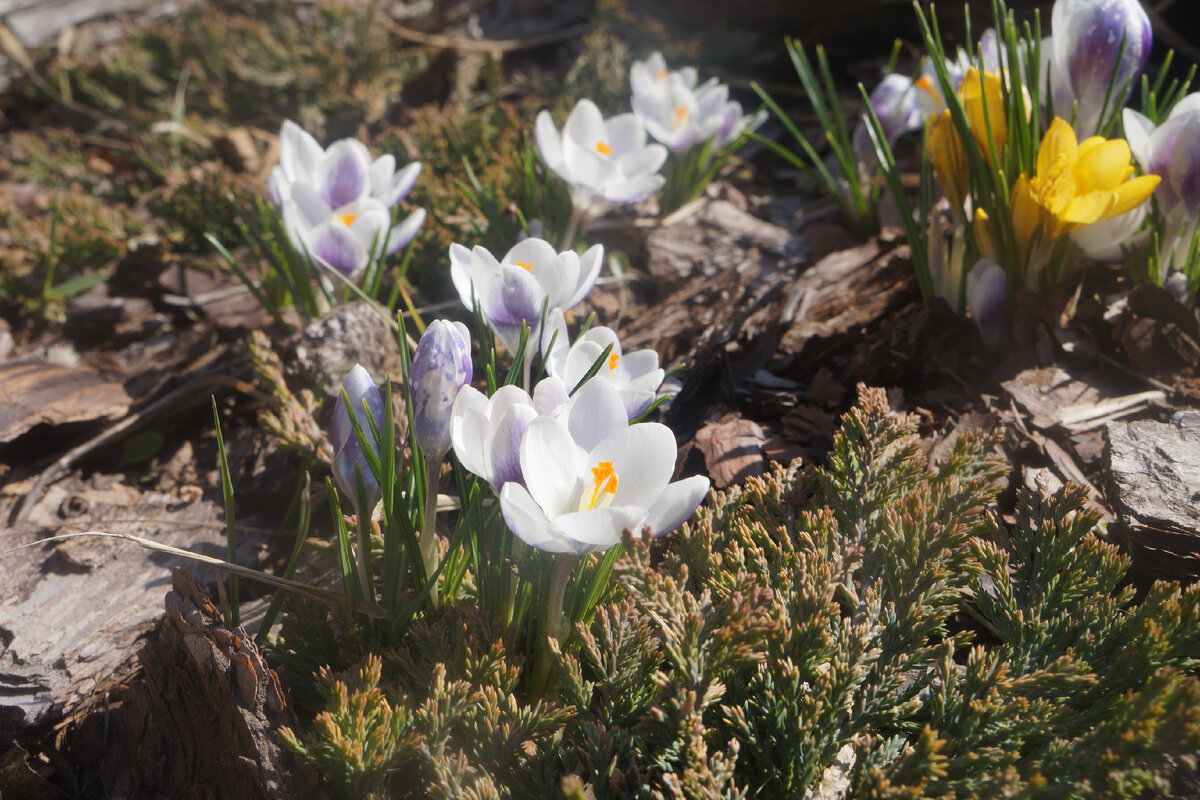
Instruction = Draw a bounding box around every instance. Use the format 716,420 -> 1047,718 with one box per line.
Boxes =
411,320 -> 473,460
1051,0 -> 1152,137
332,364 -> 385,513
853,73 -> 924,168
966,259 -> 1008,351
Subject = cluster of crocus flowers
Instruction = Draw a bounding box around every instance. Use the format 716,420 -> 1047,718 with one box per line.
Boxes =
451,377 -> 707,555
449,237 -> 603,374
629,51 -> 764,153
270,120 -> 425,279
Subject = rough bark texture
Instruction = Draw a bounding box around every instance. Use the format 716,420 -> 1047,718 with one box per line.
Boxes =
68,569 -> 322,800
1105,411 -> 1200,582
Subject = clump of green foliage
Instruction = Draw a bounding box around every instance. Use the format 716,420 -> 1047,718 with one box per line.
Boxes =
276,386 -> 1200,798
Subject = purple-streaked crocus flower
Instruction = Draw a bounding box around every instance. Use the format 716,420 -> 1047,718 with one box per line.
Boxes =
450,384 -> 539,492
629,52 -> 765,153
270,120 -> 425,278
966,258 -> 1007,351
853,73 -> 926,169
541,308 -> 664,420
449,237 -> 603,355
1048,0 -> 1152,137
332,364 -> 386,513
536,100 -> 668,218
1124,95 -> 1200,268
411,320 -> 473,460
1124,95 -> 1200,226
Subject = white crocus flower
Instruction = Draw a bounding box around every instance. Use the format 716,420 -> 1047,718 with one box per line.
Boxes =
535,99 -> 667,219
449,237 -> 603,356
541,308 -> 664,420
498,380 -> 709,554
629,52 -> 765,153
270,120 -> 425,277
630,51 -> 699,100
450,375 -> 623,493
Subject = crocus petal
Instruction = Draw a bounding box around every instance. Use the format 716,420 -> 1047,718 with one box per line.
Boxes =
567,244 -> 604,308
289,182 -> 333,228
588,422 -> 677,511
316,139 -> 372,208
565,378 -> 628,453
449,243 -> 479,311
500,483 -> 575,553
520,416 -> 585,517
551,505 -> 649,551
385,208 -> 426,255
279,120 -> 324,183
966,258 -> 1007,350
536,110 -> 564,171
532,375 -> 571,417
642,475 -> 710,537
1109,174 -> 1160,216
382,161 -> 422,207
311,223 -> 368,275
488,402 -> 538,489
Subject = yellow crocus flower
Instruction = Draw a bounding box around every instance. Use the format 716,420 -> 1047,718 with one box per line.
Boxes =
1010,117 -> 1160,270
958,67 -> 1010,164
927,109 -> 968,211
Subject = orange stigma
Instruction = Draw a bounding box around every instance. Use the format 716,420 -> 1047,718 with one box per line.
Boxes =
673,106 -> 689,124
586,461 -> 619,509
656,69 -> 668,80
607,352 -> 620,370
337,212 -> 356,227
595,141 -> 613,156
514,261 -> 533,271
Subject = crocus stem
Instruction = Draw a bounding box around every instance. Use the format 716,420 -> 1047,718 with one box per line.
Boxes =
529,554 -> 578,699
560,206 -> 588,251
546,554 -> 576,643
354,510 -> 374,604
421,456 -> 441,605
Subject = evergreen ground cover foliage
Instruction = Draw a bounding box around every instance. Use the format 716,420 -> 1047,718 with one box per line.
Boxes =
277,387 -> 1200,798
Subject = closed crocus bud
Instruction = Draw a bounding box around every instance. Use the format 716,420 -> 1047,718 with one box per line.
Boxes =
332,364 -> 385,513
1051,0 -> 1151,137
411,320 -> 472,460
966,258 -> 1008,351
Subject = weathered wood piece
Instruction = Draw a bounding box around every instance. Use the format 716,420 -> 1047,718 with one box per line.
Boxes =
0,360 -> 130,443
69,569 -> 321,799
1105,411 -> 1200,581
0,480 -> 239,738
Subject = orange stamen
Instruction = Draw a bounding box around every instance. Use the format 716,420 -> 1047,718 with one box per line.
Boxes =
608,352 -> 620,370
673,106 -> 689,124
587,461 -> 619,509
514,261 -> 533,271
656,69 -> 668,80
338,212 -> 356,227
595,141 -> 614,156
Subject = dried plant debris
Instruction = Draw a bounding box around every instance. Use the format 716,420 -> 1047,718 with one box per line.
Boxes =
276,387 -> 1200,798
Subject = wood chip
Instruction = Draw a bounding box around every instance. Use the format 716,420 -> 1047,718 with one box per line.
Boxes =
694,413 -> 766,489
0,360 -> 130,443
1105,412 -> 1200,581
